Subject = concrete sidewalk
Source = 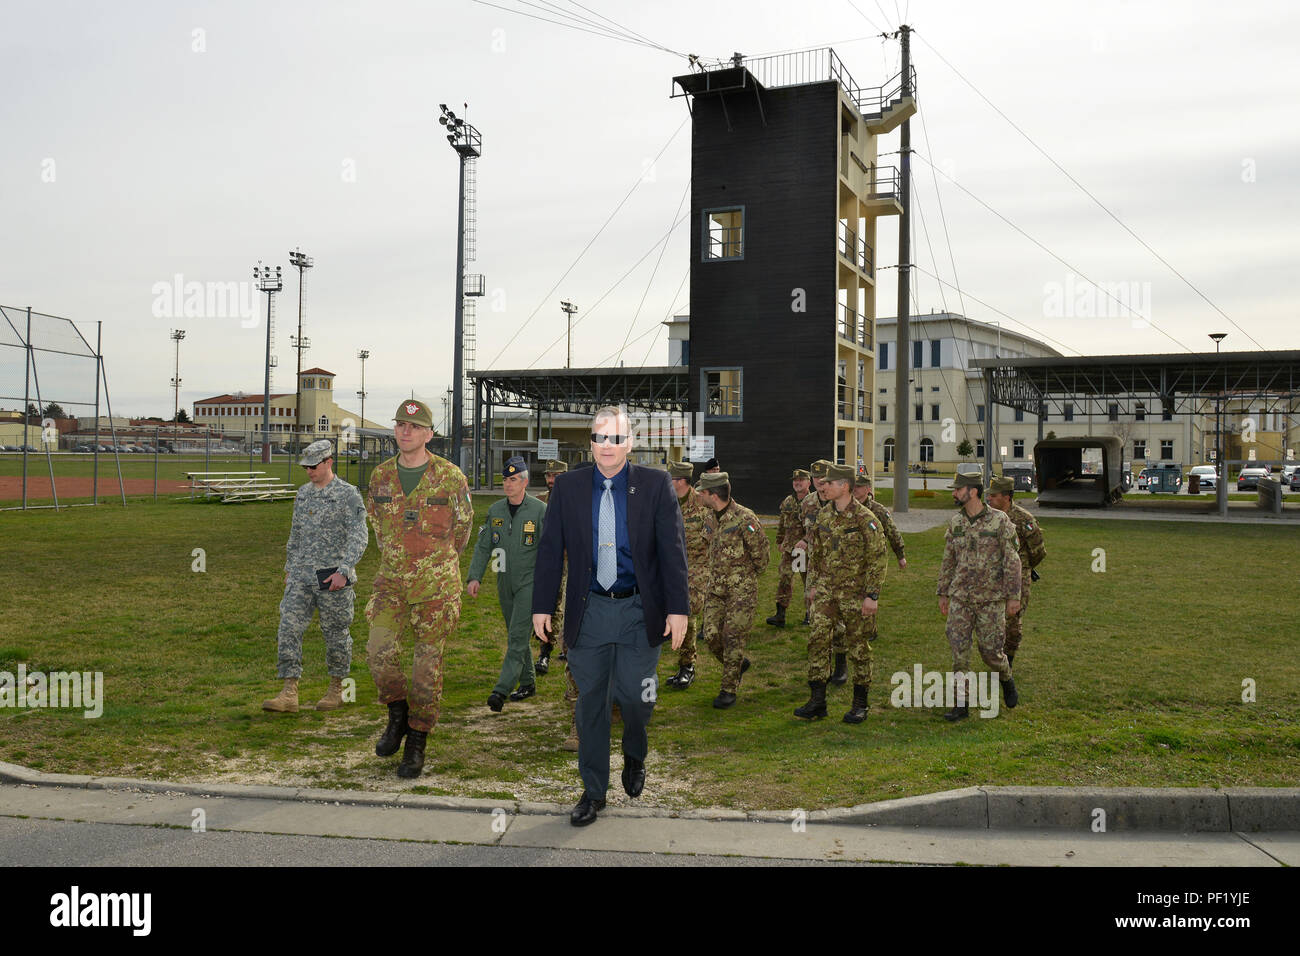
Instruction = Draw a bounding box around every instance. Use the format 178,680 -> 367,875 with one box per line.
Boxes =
2,763 -> 1296,866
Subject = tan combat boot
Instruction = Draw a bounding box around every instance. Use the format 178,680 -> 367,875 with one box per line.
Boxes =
315,676 -> 345,712
262,678 -> 299,713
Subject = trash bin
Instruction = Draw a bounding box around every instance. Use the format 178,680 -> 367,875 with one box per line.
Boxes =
1148,463 -> 1182,493
1188,474 -> 1200,494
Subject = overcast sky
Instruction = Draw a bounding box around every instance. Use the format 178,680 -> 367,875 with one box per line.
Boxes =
2,0 -> 1296,423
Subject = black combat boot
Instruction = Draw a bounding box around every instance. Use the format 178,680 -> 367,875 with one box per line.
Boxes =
793,681 -> 828,720
843,684 -> 869,724
396,728 -> 428,778
666,665 -> 695,689
1001,676 -> 1019,709
830,653 -> 848,686
765,604 -> 787,627
942,704 -> 969,722
375,700 -> 409,757
536,645 -> 551,675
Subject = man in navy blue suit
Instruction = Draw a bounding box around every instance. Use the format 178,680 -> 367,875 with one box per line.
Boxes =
532,405 -> 690,826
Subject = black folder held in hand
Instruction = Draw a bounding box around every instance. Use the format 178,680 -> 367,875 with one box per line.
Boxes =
316,568 -> 344,590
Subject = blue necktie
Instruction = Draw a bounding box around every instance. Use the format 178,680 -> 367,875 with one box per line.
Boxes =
597,478 -> 616,590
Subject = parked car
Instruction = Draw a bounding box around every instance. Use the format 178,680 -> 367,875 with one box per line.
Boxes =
1291,471 -> 1300,491
1281,464 -> 1300,487
1237,467 -> 1270,490
1188,465 -> 1218,491
1136,468 -> 1151,490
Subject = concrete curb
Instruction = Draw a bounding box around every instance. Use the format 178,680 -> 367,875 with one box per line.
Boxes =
1,762 -> 1295,831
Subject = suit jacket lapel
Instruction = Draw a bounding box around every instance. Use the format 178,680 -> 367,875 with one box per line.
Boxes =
625,464 -> 638,555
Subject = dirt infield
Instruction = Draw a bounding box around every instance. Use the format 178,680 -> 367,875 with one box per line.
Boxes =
0,475 -> 193,501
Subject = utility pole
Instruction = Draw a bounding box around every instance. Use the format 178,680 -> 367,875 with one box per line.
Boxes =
561,300 -> 578,368
169,329 -> 184,452
892,23 -> 913,512
288,248 -> 313,454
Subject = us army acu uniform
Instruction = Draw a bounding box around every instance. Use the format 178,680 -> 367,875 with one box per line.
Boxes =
795,464 -> 886,723
365,402 -> 473,740
770,468 -> 811,626
265,439 -> 369,713
666,459 -> 711,689
698,472 -> 770,707
937,473 -> 1021,718
538,459 -> 579,747
468,456 -> 547,708
989,475 -> 1046,664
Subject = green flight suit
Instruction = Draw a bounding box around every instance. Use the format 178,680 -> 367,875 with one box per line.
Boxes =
468,493 -> 548,696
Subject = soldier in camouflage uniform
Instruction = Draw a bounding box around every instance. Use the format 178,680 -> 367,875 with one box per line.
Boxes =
467,456 -> 547,710
795,464 -> 886,723
364,399 -> 473,777
537,459 -> 580,750
795,460 -> 849,682
535,459 -> 568,676
852,474 -> 905,645
937,473 -> 1021,721
697,472 -> 770,708
987,476 -> 1046,665
263,439 -> 369,714
665,459 -> 710,690
767,468 -> 811,628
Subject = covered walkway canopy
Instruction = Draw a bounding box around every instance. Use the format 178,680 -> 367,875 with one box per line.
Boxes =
467,366 -> 689,488
972,350 -> 1300,515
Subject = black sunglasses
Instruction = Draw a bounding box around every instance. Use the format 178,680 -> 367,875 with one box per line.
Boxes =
590,433 -> 628,445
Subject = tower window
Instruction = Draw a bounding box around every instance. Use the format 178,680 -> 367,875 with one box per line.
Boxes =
703,207 -> 744,260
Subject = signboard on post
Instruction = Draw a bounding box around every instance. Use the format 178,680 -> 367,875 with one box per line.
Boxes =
537,438 -> 558,461
688,435 -> 715,463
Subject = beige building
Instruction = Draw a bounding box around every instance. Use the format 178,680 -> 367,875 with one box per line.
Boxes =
193,367 -> 384,441
875,312 -> 1200,474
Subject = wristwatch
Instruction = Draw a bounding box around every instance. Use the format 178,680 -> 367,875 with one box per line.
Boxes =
865,591 -> 879,601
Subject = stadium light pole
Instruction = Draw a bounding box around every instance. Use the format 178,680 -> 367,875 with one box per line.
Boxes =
1210,332 -> 1227,511
561,300 -> 577,368
170,329 -> 185,453
254,262 -> 283,464
357,349 -> 370,433
289,248 -> 313,455
439,102 -> 481,470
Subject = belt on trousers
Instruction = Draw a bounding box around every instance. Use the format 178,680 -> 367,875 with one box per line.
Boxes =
590,585 -> 639,600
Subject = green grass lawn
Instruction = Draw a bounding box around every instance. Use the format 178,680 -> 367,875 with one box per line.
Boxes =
1,495 -> 1297,810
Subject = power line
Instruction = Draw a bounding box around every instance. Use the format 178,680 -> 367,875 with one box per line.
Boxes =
469,0 -> 680,54
614,178 -> 691,366
484,118 -> 688,369
913,31 -> 1267,352
911,149 -> 1193,353
564,1 -> 679,56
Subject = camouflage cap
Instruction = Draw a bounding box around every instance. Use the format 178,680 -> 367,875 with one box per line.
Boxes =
394,399 -> 433,428
954,472 -> 983,490
791,468 -> 810,480
299,438 -> 334,467
544,459 -> 568,474
697,471 -> 730,491
854,471 -> 872,487
825,463 -> 855,483
810,459 -> 831,478
668,460 -> 695,479
502,455 -> 527,479
989,476 -> 1015,494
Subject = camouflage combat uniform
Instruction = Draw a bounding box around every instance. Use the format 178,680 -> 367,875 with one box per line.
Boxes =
365,454 -> 473,732
801,490 -> 843,651
806,499 -> 886,686
1004,502 -> 1045,660
701,498 -> 770,693
537,488 -> 577,712
278,475 -> 369,679
937,505 -> 1021,684
862,496 -> 904,643
775,491 -> 808,609
676,484 -> 713,669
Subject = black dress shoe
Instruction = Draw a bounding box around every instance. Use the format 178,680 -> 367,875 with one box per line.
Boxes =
621,755 -> 645,798
570,793 -> 606,826
666,665 -> 695,689
713,690 -> 737,709
509,684 -> 537,702
487,692 -> 506,712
